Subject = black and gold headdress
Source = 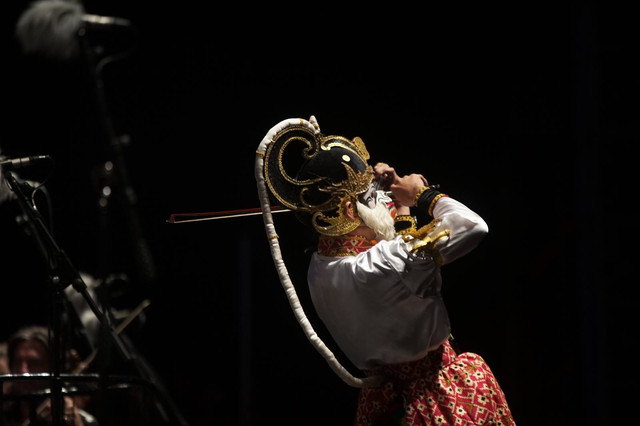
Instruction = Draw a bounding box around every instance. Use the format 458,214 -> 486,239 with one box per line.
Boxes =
255,116 -> 381,388
262,116 -> 374,236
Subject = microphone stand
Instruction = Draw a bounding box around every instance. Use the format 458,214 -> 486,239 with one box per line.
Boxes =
78,24 -> 157,287
76,27 -> 189,426
1,170 -> 133,426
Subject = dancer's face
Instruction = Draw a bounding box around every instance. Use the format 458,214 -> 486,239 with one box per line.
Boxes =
356,181 -> 397,241
358,181 -> 396,218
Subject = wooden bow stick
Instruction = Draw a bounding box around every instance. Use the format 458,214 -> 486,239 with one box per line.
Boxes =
166,206 -> 290,224
72,299 -> 151,374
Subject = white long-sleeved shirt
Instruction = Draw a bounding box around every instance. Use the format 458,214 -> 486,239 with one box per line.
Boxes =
307,197 -> 488,370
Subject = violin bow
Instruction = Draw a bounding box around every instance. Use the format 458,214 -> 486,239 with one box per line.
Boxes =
166,206 -> 290,224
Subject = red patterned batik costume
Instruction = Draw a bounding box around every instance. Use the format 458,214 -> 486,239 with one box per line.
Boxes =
355,341 -> 515,425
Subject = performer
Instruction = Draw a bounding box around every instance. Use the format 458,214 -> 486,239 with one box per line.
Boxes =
255,116 -> 516,425
2,325 -> 98,426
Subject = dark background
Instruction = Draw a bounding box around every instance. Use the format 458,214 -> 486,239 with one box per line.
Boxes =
1,1 -> 637,425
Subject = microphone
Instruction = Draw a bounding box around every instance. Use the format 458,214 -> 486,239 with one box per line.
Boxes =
82,14 -> 131,28
0,155 -> 53,171
0,155 -> 50,204
15,0 -> 133,60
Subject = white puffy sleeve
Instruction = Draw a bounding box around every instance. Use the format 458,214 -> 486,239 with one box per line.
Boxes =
430,197 -> 488,264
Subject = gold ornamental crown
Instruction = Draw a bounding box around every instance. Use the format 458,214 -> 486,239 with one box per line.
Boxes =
263,119 -> 374,236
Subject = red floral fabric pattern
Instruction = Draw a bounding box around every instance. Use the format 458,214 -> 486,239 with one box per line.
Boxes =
355,341 -> 516,425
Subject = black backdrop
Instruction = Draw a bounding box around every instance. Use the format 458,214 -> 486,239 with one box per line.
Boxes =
1,1 -> 637,425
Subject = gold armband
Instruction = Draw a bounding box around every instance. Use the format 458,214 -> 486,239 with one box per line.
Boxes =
428,193 -> 449,216
394,215 -> 417,235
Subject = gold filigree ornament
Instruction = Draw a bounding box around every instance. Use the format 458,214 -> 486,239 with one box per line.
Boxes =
311,163 -> 374,236
263,121 -> 375,237
401,218 -> 451,265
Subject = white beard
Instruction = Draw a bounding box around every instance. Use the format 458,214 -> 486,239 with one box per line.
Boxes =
356,200 -> 396,241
